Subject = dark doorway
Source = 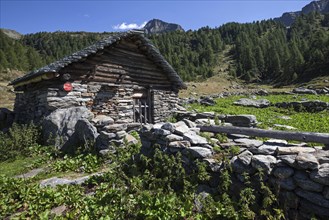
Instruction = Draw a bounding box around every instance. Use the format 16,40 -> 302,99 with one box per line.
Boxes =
132,90 -> 152,124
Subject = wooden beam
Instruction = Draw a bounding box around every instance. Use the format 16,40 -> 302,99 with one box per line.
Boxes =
198,125 -> 329,145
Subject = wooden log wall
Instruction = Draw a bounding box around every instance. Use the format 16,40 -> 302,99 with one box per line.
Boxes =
59,39 -> 174,89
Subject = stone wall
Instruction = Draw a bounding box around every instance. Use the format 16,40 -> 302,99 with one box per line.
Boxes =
138,119 -> 329,219
153,89 -> 179,123
14,82 -> 179,124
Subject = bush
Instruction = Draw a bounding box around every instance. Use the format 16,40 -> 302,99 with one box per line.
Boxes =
0,123 -> 40,162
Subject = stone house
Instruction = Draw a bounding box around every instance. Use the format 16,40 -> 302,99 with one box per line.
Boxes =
10,30 -> 186,125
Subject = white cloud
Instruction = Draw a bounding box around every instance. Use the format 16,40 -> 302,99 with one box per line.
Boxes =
113,21 -> 147,30
83,14 -> 90,18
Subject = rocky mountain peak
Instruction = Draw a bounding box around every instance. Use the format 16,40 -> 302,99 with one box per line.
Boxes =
143,19 -> 184,34
274,0 -> 329,26
0,28 -> 22,40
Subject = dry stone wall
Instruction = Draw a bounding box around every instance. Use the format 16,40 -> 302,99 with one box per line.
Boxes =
138,118 -> 329,220
14,82 -> 179,124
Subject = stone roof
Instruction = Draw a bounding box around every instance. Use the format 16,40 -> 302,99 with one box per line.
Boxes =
10,30 -> 186,89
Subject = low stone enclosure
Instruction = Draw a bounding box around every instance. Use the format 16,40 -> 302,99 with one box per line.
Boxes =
36,105 -> 329,219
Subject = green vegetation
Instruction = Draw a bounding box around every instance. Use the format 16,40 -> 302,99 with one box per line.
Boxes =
0,124 -> 284,219
188,94 -> 329,133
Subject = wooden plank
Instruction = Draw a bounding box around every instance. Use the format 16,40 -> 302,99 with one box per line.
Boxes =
198,125 -> 329,145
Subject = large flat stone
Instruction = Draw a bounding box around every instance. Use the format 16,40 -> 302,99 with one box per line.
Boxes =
186,147 -> 212,158
183,131 -> 208,145
237,150 -> 253,166
234,138 -> 263,148
277,147 -> 316,155
250,144 -> 277,155
273,166 -> 294,179
174,121 -> 190,135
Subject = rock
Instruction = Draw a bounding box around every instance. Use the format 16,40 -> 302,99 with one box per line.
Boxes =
277,147 -> 316,155
195,119 -> 216,125
292,87 -> 317,95
174,121 -> 190,135
278,155 -> 297,167
161,123 -> 176,132
251,155 -> 277,174
231,156 -> 255,174
279,190 -> 299,209
104,123 -> 127,132
168,141 -> 191,150
186,147 -> 212,158
295,188 -> 329,208
294,171 -> 323,192
195,112 -> 215,120
203,158 -> 222,172
190,127 -> 200,134
42,107 -> 94,149
15,168 -> 45,179
91,115 -> 114,127
314,150 -> 329,164
310,163 -> 329,186
199,96 -> 216,106
40,177 -> 73,187
70,118 -> 98,147
233,98 -> 270,108
234,138 -> 263,148
271,177 -> 296,190
256,89 -> 269,96
183,131 -> 208,145
265,139 -> 288,145
153,128 -> 171,136
116,131 -> 127,139
225,115 -> 257,127
250,144 -> 277,155
273,166 -> 294,179
99,149 -> 113,156
277,115 -> 292,120
95,131 -> 116,150
182,119 -> 196,128
296,153 -> 319,170
237,150 -> 253,166
165,134 -> 184,142
51,205 -> 67,216
124,134 -> 138,145
153,123 -> 165,129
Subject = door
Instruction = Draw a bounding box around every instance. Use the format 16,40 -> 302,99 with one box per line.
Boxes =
132,90 -> 152,124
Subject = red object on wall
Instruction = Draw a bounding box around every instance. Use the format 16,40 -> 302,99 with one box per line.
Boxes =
63,82 -> 73,92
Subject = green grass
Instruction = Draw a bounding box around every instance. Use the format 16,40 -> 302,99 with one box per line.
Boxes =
0,156 -> 41,177
188,94 -> 329,133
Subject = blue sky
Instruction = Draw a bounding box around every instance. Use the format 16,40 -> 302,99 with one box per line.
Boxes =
1,0 -> 313,34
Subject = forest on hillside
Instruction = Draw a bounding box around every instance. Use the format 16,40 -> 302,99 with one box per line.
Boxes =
1,12 -> 328,84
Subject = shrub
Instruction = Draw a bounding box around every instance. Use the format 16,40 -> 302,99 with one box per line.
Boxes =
0,123 -> 40,162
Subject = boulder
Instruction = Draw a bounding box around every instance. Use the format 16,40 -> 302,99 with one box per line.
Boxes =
104,124 -> 127,132
42,107 -> 94,149
182,119 -> 196,128
124,133 -> 138,145
277,147 -> 315,155
270,177 -> 296,191
161,123 -> 176,133
233,98 -> 270,108
250,144 -> 277,155
168,141 -> 191,151
295,188 -> 329,208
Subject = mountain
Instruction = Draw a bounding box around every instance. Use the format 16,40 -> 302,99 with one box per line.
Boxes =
274,0 -> 329,26
0,28 -> 22,40
143,19 -> 184,34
